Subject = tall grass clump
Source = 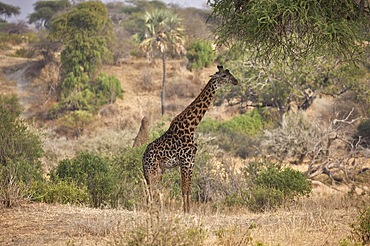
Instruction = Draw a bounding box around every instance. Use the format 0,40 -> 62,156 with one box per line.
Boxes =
119,210 -> 207,246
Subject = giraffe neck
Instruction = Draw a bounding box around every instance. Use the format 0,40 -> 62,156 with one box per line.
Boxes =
169,78 -> 218,134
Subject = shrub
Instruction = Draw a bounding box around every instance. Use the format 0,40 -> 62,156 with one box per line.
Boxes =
0,95 -> 44,207
246,186 -> 285,212
223,161 -> 312,212
93,73 -> 124,105
221,110 -> 264,137
261,111 -> 325,163
242,162 -> 311,212
30,180 -> 89,205
52,152 -> 115,208
198,109 -> 264,158
0,33 -> 36,45
254,166 -> 312,200
58,110 -> 94,137
186,40 -> 215,71
110,146 -> 146,209
52,73 -> 124,118
351,206 -> 370,244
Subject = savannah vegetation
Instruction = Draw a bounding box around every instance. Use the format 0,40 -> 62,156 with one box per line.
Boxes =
0,0 -> 370,245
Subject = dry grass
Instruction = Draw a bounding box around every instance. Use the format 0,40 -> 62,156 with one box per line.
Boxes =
0,190 -> 365,246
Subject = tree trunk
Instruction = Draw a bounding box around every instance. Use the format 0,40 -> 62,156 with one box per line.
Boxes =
161,52 -> 166,116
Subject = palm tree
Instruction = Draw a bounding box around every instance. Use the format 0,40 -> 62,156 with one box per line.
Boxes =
139,9 -> 186,115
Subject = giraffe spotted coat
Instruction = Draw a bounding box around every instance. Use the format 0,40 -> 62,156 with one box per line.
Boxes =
142,65 -> 238,213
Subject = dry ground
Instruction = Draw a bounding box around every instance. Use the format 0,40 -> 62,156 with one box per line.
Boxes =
0,191 -> 362,246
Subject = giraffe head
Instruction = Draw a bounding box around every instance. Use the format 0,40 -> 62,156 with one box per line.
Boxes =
210,65 -> 238,86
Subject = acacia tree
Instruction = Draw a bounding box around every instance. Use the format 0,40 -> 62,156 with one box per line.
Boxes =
28,0 -> 71,29
210,0 -> 370,119
138,9 -> 186,115
0,2 -> 20,20
210,0 -> 370,182
208,0 -> 370,61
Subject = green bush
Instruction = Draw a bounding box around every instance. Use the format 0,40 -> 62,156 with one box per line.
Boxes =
58,110 -> 94,137
223,161 -> 312,212
199,109 -> 264,136
94,73 -> 124,105
186,40 -> 215,71
254,166 -> 312,199
52,152 -> 115,208
246,186 -> 285,212
30,180 -> 89,205
352,206 -> 370,244
0,95 -> 44,207
0,33 -> 36,45
110,146 -> 146,209
221,110 -> 264,137
52,73 -> 124,118
243,162 -> 311,212
198,109 -> 264,158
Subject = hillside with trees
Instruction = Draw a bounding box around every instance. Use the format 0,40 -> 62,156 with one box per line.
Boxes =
0,0 -> 369,245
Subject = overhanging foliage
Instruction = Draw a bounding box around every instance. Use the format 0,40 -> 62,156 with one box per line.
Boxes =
208,0 -> 370,61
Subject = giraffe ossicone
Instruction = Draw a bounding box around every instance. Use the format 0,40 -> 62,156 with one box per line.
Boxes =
142,65 -> 238,213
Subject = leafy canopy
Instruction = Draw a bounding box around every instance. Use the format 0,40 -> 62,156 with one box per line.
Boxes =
0,2 -> 20,19
186,40 -> 216,71
50,1 -> 113,76
28,0 -> 71,29
208,0 -> 370,61
216,45 -> 370,116
49,1 -> 114,99
138,8 -> 186,56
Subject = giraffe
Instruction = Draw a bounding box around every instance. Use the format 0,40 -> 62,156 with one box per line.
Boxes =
142,65 -> 238,213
